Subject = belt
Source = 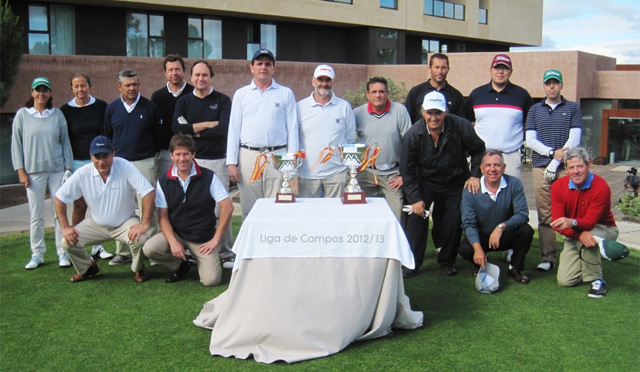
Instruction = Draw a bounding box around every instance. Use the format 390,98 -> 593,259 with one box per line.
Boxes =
240,144 -> 286,152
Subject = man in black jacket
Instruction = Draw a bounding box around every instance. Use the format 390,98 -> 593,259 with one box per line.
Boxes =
400,91 -> 485,277
142,134 -> 233,286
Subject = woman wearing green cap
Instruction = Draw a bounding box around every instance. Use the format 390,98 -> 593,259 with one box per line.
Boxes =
11,77 -> 74,270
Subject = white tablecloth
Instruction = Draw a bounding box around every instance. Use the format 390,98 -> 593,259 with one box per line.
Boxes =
231,198 -> 415,269
194,197 -> 423,363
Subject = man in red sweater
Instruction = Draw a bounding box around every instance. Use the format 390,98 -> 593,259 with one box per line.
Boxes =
551,147 -> 618,298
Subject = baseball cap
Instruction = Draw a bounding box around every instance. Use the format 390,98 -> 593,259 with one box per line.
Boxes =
491,54 -> 512,69
422,91 -> 447,112
313,64 -> 335,79
543,69 -> 563,83
476,262 -> 500,294
31,77 -> 52,90
594,236 -> 630,262
252,48 -> 275,62
90,135 -> 114,156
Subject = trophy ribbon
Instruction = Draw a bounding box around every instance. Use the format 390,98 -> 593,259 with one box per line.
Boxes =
358,145 -> 381,185
309,146 -> 334,171
249,153 -> 269,183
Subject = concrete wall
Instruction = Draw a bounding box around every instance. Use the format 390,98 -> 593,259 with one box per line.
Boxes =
2,51 -> 638,114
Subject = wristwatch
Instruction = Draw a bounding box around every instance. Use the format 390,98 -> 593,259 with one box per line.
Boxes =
572,219 -> 578,227
498,223 -> 506,231
548,149 -> 555,157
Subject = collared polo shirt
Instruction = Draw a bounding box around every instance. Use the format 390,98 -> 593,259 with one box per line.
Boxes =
156,161 -> 229,208
55,157 -> 154,227
467,81 -> 534,153
296,92 -> 356,179
227,79 -> 299,164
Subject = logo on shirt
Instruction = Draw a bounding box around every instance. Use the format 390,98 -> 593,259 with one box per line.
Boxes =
177,116 -> 188,125
275,102 -> 280,108
210,104 -> 218,110
140,114 -> 143,119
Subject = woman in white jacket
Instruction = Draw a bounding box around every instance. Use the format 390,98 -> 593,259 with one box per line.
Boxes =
11,77 -> 74,270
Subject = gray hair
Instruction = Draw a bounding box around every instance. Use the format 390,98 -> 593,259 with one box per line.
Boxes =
482,149 -> 504,164
117,69 -> 139,84
565,147 -> 589,163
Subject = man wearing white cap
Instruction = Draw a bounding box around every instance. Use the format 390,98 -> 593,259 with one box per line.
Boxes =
400,91 -> 485,277
296,64 -> 356,197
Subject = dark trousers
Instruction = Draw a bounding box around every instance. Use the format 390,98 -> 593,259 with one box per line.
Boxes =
405,184 -> 463,269
458,224 -> 534,271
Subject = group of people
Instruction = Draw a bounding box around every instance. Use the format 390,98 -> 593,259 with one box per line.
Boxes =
11,50 -> 619,297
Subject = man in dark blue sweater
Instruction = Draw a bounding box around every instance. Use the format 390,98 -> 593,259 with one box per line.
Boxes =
104,69 -> 163,265
459,149 -> 533,284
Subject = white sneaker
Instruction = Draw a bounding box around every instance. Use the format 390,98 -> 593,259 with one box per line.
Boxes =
536,261 -> 554,271
25,256 -> 43,270
91,245 -> 114,260
222,257 -> 235,270
59,253 -> 71,268
434,247 -> 442,254
503,249 -> 513,262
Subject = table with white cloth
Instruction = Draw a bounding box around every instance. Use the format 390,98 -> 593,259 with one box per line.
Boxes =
193,197 -> 423,364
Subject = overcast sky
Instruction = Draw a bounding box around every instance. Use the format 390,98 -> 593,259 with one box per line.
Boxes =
511,0 -> 640,64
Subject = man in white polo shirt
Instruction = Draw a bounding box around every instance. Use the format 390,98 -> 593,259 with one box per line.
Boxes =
227,49 -> 299,219
296,64 -> 356,197
54,135 -> 155,283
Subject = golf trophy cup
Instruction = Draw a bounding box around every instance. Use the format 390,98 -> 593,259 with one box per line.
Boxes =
250,150 -> 306,203
317,142 -> 379,204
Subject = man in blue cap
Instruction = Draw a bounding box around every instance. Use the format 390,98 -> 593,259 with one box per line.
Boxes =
226,49 -> 299,222
54,136 -> 155,283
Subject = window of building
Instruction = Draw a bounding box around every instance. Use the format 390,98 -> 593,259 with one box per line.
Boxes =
28,4 -> 75,55
247,22 -> 277,60
421,39 -> 440,64
377,48 -> 397,65
424,0 -> 464,20
479,8 -> 488,24
380,0 -> 397,9
188,17 -> 222,59
126,12 -> 165,57
376,28 -> 398,39
323,0 -> 352,3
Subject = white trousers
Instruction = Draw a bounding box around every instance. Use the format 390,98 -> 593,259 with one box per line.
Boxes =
26,171 -> 64,257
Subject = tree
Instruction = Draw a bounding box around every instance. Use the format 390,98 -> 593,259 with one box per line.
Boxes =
0,0 -> 24,108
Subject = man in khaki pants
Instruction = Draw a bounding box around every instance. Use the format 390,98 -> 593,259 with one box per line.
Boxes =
54,136 -> 155,283
525,69 -> 582,271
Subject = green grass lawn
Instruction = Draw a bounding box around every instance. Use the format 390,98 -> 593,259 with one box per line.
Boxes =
1,217 -> 638,371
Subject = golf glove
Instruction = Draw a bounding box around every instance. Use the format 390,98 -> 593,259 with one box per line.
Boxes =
61,170 -> 72,184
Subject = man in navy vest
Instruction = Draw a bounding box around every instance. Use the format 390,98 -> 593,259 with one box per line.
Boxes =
143,134 -> 233,286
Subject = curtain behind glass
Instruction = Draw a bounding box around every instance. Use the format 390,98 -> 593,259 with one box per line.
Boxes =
50,5 -> 75,55
127,12 -> 148,57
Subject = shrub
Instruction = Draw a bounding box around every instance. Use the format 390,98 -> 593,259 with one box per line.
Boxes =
618,193 -> 640,217
0,0 -> 23,108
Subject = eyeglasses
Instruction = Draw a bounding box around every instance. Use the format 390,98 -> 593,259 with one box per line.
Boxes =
34,86 -> 51,93
92,153 -> 111,160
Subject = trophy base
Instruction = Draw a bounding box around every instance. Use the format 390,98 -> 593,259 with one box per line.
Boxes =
276,192 -> 296,203
342,191 -> 366,204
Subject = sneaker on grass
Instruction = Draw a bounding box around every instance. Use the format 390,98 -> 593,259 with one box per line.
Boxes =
536,261 -> 554,271
222,257 -> 235,270
59,253 -> 71,268
25,256 -> 43,270
109,254 -> 132,266
91,245 -> 114,260
588,279 -> 606,299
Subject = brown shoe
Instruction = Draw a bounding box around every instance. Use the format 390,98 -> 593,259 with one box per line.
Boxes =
134,266 -> 149,283
508,268 -> 530,284
70,260 -> 99,283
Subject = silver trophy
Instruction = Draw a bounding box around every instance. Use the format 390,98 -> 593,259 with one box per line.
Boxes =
271,152 -> 305,203
329,142 -> 379,204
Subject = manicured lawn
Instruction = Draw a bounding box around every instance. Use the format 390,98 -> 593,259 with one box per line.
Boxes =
1,218 -> 638,371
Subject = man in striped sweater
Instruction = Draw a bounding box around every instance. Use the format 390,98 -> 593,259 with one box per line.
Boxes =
526,69 -> 582,272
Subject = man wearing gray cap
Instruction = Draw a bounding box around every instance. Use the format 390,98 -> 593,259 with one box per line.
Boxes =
400,91 -> 485,277
296,64 -> 356,197
227,49 -> 299,221
54,136 -> 155,283
526,69 -> 582,272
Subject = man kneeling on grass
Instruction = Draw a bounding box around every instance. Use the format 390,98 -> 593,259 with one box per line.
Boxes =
551,147 -> 618,298
54,136 -> 155,283
142,134 -> 233,286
